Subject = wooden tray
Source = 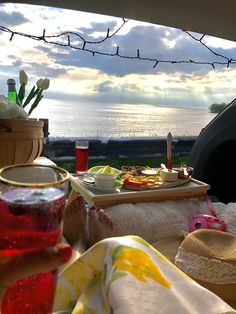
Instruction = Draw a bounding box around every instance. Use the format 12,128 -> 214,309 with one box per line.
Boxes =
70,176 -> 210,209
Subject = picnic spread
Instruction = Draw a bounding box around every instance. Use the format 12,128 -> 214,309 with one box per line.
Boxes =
65,159 -> 236,313
69,164 -> 209,209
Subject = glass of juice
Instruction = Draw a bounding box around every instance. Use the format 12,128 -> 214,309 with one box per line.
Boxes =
75,140 -> 89,174
0,164 -> 70,314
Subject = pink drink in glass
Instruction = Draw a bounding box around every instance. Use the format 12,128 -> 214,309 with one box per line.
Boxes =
76,141 -> 89,173
0,187 -> 65,314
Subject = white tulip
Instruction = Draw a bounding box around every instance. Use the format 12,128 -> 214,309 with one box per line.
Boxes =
19,70 -> 28,85
36,78 -> 50,90
36,78 -> 43,89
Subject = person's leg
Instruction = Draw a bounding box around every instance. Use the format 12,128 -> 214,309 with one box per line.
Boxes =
63,195 -> 88,252
88,207 -> 115,247
63,198 -> 115,250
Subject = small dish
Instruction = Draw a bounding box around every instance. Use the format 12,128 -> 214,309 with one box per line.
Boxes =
172,165 -> 193,179
159,169 -> 178,182
94,173 -> 116,189
94,186 -> 117,192
81,178 -> 120,193
141,169 -> 158,176
82,176 -> 95,184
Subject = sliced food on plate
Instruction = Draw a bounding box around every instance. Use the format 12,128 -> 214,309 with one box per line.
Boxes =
120,166 -> 163,190
122,173 -> 163,190
120,165 -> 190,190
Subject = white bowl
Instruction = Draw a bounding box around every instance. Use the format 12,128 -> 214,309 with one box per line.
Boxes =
160,169 -> 178,182
94,173 -> 116,189
141,169 -> 158,176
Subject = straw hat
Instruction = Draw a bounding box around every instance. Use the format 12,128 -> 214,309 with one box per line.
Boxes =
175,229 -> 236,303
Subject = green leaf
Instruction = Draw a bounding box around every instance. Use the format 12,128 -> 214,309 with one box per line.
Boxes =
18,84 -> 25,103
22,86 -> 36,108
28,90 -> 43,116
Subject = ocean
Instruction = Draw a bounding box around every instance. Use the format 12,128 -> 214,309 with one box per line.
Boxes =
30,99 -> 217,138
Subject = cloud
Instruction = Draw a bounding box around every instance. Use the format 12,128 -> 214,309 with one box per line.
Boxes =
96,80 -> 114,93
12,59 -> 22,67
1,3 -> 236,110
27,62 -> 67,78
0,7 -> 29,27
79,21 -> 118,35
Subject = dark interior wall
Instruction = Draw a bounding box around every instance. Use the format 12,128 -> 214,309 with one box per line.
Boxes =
201,140 -> 236,203
189,99 -> 236,204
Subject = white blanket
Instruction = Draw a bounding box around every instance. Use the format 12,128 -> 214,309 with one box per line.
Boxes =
105,198 -> 236,243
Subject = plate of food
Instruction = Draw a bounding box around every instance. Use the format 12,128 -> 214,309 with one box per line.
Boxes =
122,175 -> 190,190
120,165 -> 190,190
80,165 -> 123,192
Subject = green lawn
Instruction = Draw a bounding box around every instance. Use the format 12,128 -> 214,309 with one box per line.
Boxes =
56,155 -> 189,173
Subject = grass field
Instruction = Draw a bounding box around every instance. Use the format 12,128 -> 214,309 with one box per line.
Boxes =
56,155 -> 189,173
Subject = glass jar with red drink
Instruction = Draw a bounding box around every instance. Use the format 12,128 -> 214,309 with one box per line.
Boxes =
0,164 -> 70,314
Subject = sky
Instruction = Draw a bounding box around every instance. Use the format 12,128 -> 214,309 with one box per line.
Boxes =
0,3 -> 236,109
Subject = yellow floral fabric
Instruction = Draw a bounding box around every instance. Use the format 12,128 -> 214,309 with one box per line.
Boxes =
54,236 -> 235,314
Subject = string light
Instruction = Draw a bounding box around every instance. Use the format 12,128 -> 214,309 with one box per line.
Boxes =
0,19 -> 235,69
184,31 -> 236,66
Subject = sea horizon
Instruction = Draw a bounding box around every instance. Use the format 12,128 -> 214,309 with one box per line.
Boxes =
30,99 -> 217,138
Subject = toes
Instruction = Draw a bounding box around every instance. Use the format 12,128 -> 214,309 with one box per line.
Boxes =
76,195 -> 85,209
98,209 -> 105,223
88,205 -> 98,219
89,205 -> 97,211
106,215 -> 114,229
98,210 -> 113,229
66,195 -> 84,215
108,217 -> 114,229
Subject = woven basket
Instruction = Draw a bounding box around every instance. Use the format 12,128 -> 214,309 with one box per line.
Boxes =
0,119 -> 44,168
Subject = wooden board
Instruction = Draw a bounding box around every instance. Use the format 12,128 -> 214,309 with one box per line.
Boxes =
70,176 -> 210,209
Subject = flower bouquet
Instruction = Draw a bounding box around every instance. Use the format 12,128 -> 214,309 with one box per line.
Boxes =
0,70 -> 50,119
0,70 -> 50,167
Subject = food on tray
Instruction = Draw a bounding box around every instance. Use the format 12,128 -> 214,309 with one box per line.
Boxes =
123,178 -> 144,189
85,164 -> 191,191
121,165 -> 163,189
159,169 -> 178,182
121,166 -> 146,176
88,165 -> 122,188
94,173 -> 116,189
141,169 -> 158,176
172,165 -> 193,179
88,165 -> 120,175
123,173 -> 163,189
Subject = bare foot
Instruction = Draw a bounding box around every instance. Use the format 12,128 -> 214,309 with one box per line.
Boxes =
63,196 -> 88,251
88,207 -> 115,246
